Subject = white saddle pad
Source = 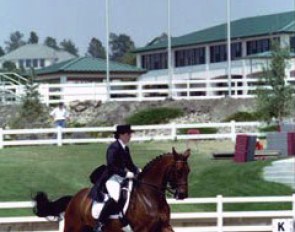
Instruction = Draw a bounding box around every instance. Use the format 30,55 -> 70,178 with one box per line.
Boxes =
91,180 -> 133,220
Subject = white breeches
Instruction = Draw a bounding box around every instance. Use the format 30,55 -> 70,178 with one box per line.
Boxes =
105,174 -> 124,202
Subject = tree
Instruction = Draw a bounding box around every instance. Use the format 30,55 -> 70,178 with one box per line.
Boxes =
119,52 -> 136,65
0,46 -> 5,57
5,31 -> 26,52
44,37 -> 59,50
255,42 -> 293,122
2,61 -> 17,71
87,37 -> 106,58
28,31 -> 39,44
60,39 -> 79,56
109,33 -> 135,62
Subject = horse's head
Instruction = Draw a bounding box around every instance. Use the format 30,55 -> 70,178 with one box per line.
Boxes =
167,147 -> 191,200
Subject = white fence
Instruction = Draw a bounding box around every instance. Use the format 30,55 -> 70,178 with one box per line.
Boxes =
0,121 -> 262,149
0,194 -> 294,232
2,77 -> 295,105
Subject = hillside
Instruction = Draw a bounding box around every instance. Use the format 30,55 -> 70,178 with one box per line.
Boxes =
0,98 -> 256,128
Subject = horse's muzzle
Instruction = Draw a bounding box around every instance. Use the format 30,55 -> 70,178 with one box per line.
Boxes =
174,191 -> 187,200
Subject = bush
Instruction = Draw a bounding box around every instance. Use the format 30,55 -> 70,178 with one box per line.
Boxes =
178,127 -> 218,135
223,111 -> 258,122
126,107 -> 184,125
258,125 -> 279,132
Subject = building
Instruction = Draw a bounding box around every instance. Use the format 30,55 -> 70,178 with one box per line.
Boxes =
35,56 -> 146,102
133,11 -> 295,97
0,44 -> 76,70
36,56 -> 145,83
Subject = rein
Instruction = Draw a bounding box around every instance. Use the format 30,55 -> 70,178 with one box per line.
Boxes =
135,160 -> 188,196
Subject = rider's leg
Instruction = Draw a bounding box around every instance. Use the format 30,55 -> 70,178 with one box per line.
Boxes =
93,177 -> 121,232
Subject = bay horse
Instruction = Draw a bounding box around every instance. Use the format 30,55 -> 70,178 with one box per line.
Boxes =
34,148 -> 190,232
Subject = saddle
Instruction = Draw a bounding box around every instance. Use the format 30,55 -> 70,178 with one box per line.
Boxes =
91,178 -> 133,222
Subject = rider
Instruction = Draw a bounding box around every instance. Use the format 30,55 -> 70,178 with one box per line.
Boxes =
94,124 -> 140,232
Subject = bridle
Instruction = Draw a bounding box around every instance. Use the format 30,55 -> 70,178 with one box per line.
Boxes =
136,160 -> 188,197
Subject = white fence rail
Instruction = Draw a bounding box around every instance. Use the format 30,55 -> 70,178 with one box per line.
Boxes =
1,77 -> 295,104
0,195 -> 294,232
0,121 -> 262,149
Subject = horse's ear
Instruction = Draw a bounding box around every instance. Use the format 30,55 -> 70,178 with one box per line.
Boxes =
172,147 -> 178,159
183,149 -> 191,160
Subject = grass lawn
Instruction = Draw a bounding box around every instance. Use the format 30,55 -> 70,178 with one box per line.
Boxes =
0,140 -> 293,215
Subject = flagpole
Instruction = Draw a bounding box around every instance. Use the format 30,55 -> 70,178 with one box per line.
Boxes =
168,0 -> 173,99
106,0 -> 110,101
227,0 -> 232,96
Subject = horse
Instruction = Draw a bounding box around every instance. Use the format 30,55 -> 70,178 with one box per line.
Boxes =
33,148 -> 191,232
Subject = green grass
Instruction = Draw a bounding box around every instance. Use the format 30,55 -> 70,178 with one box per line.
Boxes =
0,141 -> 292,216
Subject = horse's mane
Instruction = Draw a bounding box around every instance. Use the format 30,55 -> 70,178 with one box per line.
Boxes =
139,152 -> 172,179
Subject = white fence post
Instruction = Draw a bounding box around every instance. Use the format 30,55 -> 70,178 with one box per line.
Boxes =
58,218 -> 64,232
57,127 -> 63,146
0,128 -> 3,149
171,123 -> 177,140
138,82 -> 143,101
217,195 -> 223,232
230,120 -> 236,142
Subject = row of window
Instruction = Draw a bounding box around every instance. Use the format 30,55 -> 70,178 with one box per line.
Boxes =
141,37 -> 289,70
18,59 -> 45,68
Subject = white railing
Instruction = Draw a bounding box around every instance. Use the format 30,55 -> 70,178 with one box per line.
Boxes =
0,195 -> 294,232
2,77 -> 295,105
0,121 -> 262,149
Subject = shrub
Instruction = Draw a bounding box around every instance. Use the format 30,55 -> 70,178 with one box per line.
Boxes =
258,125 -> 279,132
126,107 -> 184,125
223,111 -> 258,122
178,127 -> 218,135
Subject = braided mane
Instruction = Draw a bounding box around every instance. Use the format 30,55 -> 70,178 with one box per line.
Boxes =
139,152 -> 172,179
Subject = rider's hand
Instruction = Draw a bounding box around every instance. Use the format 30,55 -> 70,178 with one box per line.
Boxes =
126,171 -> 134,179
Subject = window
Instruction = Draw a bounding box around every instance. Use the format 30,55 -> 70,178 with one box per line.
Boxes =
210,44 -> 226,63
18,59 -> 24,68
33,59 -> 38,68
291,36 -> 295,52
231,42 -> 242,59
175,47 -> 205,67
25,59 -> 32,68
40,59 -> 45,67
247,38 -> 271,55
141,52 -> 168,70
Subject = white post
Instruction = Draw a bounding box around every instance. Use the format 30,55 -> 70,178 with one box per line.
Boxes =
105,0 -> 110,101
138,82 -> 143,101
0,128 -> 3,149
217,195 -> 223,232
292,193 -> 295,223
227,0 -> 232,97
230,120 -> 236,142
58,219 -> 64,232
167,0 -> 173,99
171,122 -> 177,140
57,126 -> 63,147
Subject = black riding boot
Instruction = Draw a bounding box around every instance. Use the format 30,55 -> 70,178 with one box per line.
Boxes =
93,198 -> 117,232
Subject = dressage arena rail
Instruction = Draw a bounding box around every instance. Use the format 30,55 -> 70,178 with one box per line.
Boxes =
0,121 -> 262,148
0,195 -> 294,232
2,77 -> 295,105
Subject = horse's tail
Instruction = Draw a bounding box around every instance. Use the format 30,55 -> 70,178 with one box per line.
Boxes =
33,191 -> 72,217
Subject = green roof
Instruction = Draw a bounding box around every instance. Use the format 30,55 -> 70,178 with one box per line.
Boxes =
133,11 -> 295,53
36,57 -> 145,75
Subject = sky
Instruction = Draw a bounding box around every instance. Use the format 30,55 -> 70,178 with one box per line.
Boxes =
1,0 -> 295,55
